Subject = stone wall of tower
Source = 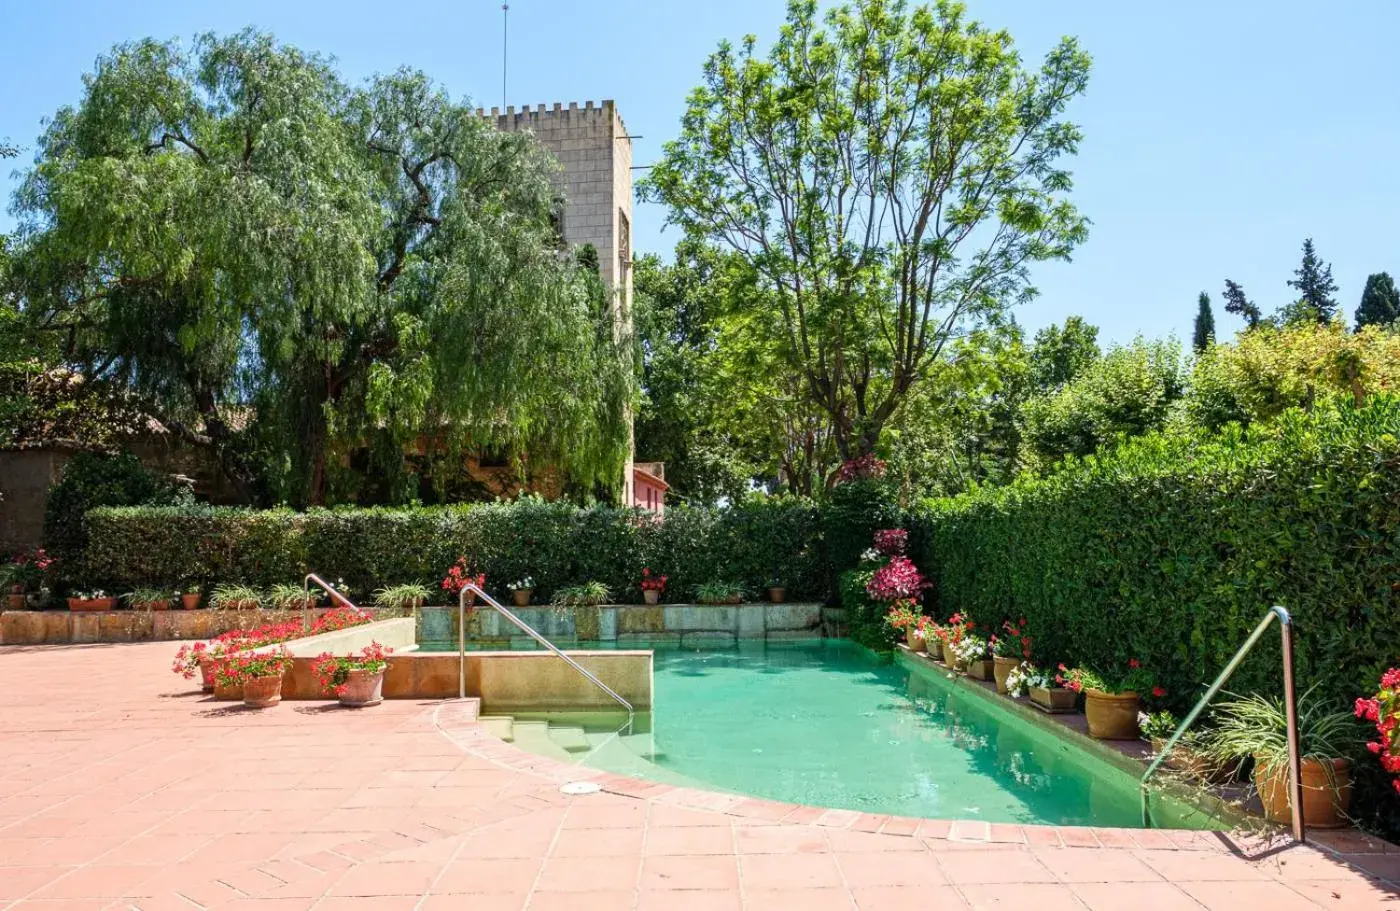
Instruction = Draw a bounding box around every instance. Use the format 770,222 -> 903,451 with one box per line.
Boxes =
483,100 -> 636,500
483,100 -> 633,318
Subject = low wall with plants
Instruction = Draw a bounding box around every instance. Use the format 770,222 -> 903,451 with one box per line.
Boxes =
82,497 -> 827,605
915,399 -> 1400,827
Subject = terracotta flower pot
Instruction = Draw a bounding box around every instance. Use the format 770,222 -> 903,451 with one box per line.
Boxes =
338,668 -> 385,708
993,656 -> 1018,694
1084,689 -> 1141,739
181,593 -> 202,610
1255,756 -> 1352,828
768,587 -> 786,604
1030,686 -> 1078,714
511,589 -> 532,608
643,590 -> 660,605
135,600 -> 171,611
198,657 -> 216,693
967,658 -> 995,681
242,674 -> 283,709
67,597 -> 116,612
904,628 -> 926,652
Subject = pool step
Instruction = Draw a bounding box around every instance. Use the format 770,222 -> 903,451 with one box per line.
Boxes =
510,720 -> 575,762
547,725 -> 591,753
478,715 -> 515,742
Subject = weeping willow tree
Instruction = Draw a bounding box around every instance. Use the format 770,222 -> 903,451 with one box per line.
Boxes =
8,31 -> 633,505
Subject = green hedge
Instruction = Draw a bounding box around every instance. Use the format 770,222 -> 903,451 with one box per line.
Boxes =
915,399 -> 1400,824
918,400 -> 1400,710
84,495 -> 828,603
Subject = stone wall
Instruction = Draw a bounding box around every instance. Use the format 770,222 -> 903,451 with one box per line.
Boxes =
0,607 -> 388,646
420,602 -> 825,650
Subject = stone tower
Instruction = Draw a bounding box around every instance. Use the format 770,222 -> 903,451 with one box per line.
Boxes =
483,100 -> 637,500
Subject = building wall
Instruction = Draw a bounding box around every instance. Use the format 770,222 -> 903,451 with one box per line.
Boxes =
0,449 -> 66,554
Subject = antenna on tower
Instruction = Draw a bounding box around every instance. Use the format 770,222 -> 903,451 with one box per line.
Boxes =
502,3 -> 509,109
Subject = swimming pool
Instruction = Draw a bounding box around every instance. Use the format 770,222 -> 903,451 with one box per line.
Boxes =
495,640 -> 1223,829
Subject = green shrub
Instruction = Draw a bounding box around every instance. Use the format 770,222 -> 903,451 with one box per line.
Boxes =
83,495 -> 828,603
43,452 -> 191,582
839,567 -> 898,651
918,397 -> 1400,829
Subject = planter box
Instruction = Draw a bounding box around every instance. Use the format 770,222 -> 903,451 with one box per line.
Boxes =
68,597 -> 116,612
966,658 -> 994,681
1029,685 -> 1078,714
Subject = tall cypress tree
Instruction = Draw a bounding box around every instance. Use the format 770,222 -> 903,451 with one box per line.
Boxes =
1222,279 -> 1261,328
1284,238 -> 1339,324
1192,292 -> 1216,352
1355,272 -> 1400,329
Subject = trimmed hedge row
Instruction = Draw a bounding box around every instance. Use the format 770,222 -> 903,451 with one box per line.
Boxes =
916,400 -> 1400,714
84,496 -> 828,604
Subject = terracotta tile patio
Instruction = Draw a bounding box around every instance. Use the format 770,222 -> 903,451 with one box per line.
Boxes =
2,641 -> 1398,909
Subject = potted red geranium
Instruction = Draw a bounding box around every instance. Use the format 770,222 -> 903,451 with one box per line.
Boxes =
990,619 -> 1031,694
313,642 -> 393,707
4,549 -> 53,609
884,601 -> 923,651
1057,661 -> 1164,739
441,557 -> 485,606
640,568 -> 667,605
217,646 -> 293,708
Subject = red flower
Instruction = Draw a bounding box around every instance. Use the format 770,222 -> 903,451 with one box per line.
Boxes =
1368,741 -> 1384,754
1128,658 -> 1140,669
1152,686 -> 1167,698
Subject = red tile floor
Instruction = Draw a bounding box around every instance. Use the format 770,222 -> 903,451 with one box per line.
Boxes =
2,641 -> 1398,910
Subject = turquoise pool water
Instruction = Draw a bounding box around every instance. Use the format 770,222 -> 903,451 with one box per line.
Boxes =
502,640 -> 1220,829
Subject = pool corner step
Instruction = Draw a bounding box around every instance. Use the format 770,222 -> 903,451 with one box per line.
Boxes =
546,725 -> 591,753
478,715 -> 516,742
510,720 -> 575,762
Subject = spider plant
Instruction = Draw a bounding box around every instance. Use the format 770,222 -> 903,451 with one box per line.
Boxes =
1205,685 -> 1361,773
211,583 -> 264,611
551,581 -> 611,607
694,580 -> 747,604
266,583 -> 315,610
373,583 -> 431,612
124,587 -> 172,609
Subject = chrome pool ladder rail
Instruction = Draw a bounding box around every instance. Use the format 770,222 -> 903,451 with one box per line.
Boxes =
457,583 -> 634,726
302,573 -> 359,631
1140,605 -> 1303,841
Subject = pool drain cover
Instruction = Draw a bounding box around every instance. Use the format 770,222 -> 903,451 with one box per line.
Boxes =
559,781 -> 603,796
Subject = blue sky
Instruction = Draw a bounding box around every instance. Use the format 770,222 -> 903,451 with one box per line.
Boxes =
2,0 -> 1397,345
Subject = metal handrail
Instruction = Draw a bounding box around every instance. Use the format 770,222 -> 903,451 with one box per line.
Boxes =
458,583 -> 634,724
1140,605 -> 1303,841
303,573 -> 358,631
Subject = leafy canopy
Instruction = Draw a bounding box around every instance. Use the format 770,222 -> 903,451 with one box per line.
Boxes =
641,0 -> 1091,464
7,31 -> 633,505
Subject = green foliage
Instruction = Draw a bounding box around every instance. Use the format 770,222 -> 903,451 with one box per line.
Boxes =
1193,292 -> 1215,353
1207,687 -> 1363,769
1185,322 -> 1400,433
919,396 -> 1400,759
820,479 -> 901,579
210,583 -> 263,610
82,496 -> 827,603
373,583 -> 430,610
1356,272 -> 1400,330
1222,279 -> 1261,329
1282,237 -> 1339,325
1021,338 -> 1186,464
1030,317 -> 1100,390
9,31 -> 633,506
839,568 -> 898,651
43,452 -> 190,582
693,580 -> 747,604
551,581 -> 612,607
641,0 -> 1091,461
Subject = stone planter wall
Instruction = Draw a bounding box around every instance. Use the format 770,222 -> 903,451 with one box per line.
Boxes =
418,601 -> 823,650
0,607 -> 381,646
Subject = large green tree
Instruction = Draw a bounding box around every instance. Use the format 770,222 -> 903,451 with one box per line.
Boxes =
1192,291 -> 1215,352
1029,315 -> 1099,389
1281,237 -> 1339,325
642,0 -> 1091,465
8,32 -> 633,506
1355,272 -> 1399,330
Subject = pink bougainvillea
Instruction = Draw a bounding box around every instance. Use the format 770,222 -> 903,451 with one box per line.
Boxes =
837,454 -> 887,482
872,528 -> 908,556
1357,668 -> 1400,793
865,555 -> 928,602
